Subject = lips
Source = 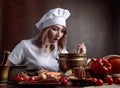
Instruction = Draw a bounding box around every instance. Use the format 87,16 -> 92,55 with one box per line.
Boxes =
50,38 -> 59,43
54,38 -> 59,41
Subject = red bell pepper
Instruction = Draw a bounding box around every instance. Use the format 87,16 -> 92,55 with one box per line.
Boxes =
90,58 -> 112,78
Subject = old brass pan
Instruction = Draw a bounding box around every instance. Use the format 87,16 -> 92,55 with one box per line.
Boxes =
59,53 -> 87,72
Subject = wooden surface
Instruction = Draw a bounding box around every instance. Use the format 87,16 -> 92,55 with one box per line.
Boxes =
0,83 -> 120,88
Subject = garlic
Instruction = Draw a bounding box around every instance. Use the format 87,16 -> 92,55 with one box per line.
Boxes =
64,69 -> 73,77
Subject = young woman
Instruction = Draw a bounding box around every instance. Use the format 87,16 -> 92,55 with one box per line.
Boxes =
5,8 -> 86,72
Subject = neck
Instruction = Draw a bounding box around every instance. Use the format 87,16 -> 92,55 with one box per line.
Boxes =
43,43 -> 55,55
44,44 -> 50,49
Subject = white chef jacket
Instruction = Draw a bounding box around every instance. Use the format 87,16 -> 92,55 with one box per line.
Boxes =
8,38 -> 68,71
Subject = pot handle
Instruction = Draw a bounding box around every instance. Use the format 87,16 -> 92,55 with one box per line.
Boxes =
1,50 -> 10,66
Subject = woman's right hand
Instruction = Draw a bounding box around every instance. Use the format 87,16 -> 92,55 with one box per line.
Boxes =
76,42 -> 87,54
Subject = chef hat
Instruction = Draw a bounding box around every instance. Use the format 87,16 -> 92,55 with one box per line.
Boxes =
35,8 -> 70,30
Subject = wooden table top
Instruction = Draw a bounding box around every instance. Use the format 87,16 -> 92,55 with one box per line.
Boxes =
0,83 -> 120,88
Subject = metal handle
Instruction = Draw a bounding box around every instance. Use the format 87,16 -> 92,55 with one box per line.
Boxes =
1,50 -> 10,66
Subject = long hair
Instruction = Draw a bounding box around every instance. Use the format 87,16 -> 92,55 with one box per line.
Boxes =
35,26 -> 67,52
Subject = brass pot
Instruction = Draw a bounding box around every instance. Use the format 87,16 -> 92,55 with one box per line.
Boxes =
59,53 -> 87,72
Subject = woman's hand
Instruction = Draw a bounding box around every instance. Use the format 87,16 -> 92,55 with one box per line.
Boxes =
76,42 -> 87,54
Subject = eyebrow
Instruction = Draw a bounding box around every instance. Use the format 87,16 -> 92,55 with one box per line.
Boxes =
52,26 -> 59,29
52,25 -> 65,30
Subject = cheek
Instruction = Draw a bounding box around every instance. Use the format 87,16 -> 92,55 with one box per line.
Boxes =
48,31 -> 55,38
59,33 -> 64,39
60,33 -> 64,38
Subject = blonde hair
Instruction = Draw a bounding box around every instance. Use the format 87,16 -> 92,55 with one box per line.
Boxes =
35,26 -> 67,52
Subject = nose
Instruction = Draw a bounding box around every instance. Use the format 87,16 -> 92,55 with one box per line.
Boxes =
56,31 -> 62,37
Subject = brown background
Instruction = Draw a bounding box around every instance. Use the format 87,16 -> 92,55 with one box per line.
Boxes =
0,0 -> 120,63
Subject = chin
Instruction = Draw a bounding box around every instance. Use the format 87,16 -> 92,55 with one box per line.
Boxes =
51,41 -> 58,44
51,40 -> 58,43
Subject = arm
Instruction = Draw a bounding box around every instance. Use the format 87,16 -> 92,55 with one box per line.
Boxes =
6,40 -> 26,65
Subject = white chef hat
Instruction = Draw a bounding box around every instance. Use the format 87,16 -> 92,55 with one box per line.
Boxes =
35,8 -> 70,30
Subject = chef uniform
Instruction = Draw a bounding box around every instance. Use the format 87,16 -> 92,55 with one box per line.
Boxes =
8,8 -> 71,72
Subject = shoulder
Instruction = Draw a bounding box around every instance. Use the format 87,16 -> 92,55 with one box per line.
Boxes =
13,38 -> 35,50
20,38 -> 35,46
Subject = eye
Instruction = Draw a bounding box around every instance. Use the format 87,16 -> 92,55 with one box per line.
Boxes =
51,27 -> 59,31
50,26 -> 65,34
61,29 -> 65,33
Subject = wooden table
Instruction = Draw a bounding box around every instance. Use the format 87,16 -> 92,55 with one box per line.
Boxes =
0,83 -> 120,88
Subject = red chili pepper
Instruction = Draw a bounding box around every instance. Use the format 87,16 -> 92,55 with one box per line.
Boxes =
90,58 -> 112,78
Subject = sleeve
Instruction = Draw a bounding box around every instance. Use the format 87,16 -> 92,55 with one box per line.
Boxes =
8,40 -> 26,65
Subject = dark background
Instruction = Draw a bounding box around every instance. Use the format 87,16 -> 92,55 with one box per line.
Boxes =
0,0 -> 120,63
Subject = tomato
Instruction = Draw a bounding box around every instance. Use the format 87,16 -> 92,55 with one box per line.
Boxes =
91,78 -> 98,84
13,74 -> 28,82
60,76 -> 68,86
13,76 -> 20,81
104,76 -> 113,85
60,78 -> 68,86
114,77 -> 120,84
29,76 -> 35,82
108,57 -> 120,74
19,77 -> 25,81
96,79 -> 104,86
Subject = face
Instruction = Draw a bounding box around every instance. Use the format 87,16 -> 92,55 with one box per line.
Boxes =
47,24 -> 65,43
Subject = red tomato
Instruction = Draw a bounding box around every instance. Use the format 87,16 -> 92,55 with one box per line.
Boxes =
29,76 -> 35,82
104,76 -> 113,85
60,76 -> 68,86
91,78 -> 98,84
13,75 -> 27,82
108,57 -> 120,74
114,77 -> 120,84
60,78 -> 68,86
96,79 -> 104,86
19,77 -> 25,81
13,76 -> 20,81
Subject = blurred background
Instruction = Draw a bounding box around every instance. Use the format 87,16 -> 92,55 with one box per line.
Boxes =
0,0 -> 120,63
